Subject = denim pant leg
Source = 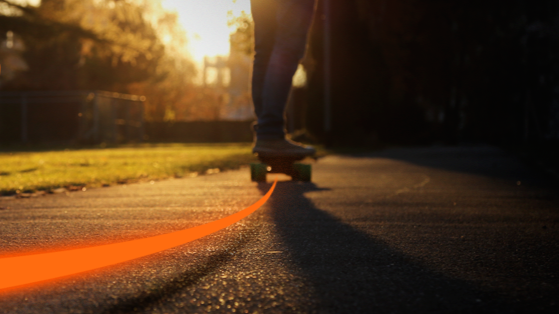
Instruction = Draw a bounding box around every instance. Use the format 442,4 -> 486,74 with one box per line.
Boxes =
251,0 -> 277,126
251,0 -> 316,140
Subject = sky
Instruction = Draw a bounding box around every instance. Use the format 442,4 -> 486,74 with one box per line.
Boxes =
162,0 -> 251,63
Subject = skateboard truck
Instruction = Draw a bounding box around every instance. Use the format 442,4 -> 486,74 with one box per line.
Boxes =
250,155 -> 312,182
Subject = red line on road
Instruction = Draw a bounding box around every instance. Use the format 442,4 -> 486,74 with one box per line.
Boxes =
0,180 -> 277,292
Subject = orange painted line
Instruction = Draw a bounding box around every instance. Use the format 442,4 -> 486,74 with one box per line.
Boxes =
0,180 -> 277,291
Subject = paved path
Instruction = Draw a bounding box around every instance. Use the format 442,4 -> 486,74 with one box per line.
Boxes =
0,146 -> 558,313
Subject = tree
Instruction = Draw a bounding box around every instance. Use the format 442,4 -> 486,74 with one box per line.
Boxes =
303,0 -> 559,145
0,0 -> 197,121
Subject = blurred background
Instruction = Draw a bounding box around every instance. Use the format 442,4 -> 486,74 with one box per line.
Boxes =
0,0 -> 558,148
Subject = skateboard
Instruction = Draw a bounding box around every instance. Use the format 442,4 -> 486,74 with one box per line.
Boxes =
250,155 -> 312,182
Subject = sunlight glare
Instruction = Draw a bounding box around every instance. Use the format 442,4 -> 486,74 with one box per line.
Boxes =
293,65 -> 308,88
10,0 -> 40,5
162,0 -> 251,63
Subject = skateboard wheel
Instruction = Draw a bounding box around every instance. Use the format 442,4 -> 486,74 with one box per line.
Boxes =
292,163 -> 311,182
250,163 -> 267,182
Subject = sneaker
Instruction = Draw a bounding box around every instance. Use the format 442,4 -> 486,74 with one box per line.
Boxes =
253,138 -> 316,157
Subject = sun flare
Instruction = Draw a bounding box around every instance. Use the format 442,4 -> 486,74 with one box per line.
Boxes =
162,0 -> 251,63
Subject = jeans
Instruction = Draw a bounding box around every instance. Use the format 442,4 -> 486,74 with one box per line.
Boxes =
250,0 -> 316,140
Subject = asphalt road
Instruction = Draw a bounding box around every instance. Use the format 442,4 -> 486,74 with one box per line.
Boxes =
0,145 -> 558,313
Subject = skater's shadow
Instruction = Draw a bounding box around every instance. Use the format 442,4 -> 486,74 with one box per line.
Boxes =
257,181 -> 512,313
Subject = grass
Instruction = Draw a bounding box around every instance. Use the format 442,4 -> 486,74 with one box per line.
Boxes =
0,143 -> 257,196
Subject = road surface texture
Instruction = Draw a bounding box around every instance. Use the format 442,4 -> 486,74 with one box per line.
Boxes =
0,145 -> 557,313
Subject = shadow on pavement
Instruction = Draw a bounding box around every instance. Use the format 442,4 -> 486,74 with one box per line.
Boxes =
100,228 -> 259,314
341,146 -> 558,190
258,181 -> 516,313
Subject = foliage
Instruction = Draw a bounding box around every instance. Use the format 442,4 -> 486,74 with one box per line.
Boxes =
0,0 -> 197,121
228,11 -> 254,57
303,0 -> 559,145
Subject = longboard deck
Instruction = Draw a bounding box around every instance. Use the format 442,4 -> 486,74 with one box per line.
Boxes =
251,155 -> 312,182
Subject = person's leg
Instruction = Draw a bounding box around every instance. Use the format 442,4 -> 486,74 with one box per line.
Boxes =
250,0 -> 277,120
255,0 -> 316,140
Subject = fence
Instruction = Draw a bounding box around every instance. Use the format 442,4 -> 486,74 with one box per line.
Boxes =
0,91 -> 145,144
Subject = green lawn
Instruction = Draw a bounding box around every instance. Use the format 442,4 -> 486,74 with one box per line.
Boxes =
0,143 -> 256,195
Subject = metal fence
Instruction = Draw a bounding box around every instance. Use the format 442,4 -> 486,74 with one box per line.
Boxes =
0,91 -> 145,144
